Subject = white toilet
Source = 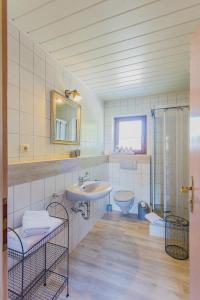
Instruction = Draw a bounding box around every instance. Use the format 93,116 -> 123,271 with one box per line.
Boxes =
114,191 -> 135,214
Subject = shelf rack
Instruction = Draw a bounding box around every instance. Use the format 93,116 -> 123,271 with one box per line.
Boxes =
8,202 -> 69,300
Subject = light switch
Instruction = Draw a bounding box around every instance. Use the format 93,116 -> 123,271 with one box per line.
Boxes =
20,144 -> 30,152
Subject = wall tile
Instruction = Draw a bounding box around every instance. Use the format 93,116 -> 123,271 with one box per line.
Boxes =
31,179 -> 45,203
8,21 -> 107,251
34,136 -> 54,159
8,84 -> 19,110
34,45 -> 46,60
34,76 -> 45,98
20,112 -> 33,135
8,109 -> 19,134
20,32 -> 33,51
8,22 -> 19,40
20,44 -> 33,73
34,116 -> 50,137
19,134 -> 34,159
9,162 -> 108,251
8,61 -> 19,87
14,182 -> 31,211
45,176 -> 56,198
55,174 -> 65,193
34,97 -> 50,119
65,172 -> 72,188
34,55 -> 45,80
46,64 -> 55,86
8,20 -> 104,162
20,89 -> 34,114
8,213 -> 14,228
104,92 -> 189,155
8,133 -> 19,159
30,200 -> 45,210
20,68 -> 33,94
72,170 -> 79,185
8,35 -> 19,64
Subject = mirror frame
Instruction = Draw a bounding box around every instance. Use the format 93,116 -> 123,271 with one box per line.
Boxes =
50,90 -> 81,145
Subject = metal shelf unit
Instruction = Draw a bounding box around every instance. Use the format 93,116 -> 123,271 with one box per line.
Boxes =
8,202 -> 69,300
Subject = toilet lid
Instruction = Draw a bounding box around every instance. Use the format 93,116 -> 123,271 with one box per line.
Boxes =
114,191 -> 134,202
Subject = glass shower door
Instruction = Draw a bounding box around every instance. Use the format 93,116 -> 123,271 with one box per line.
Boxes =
152,107 -> 189,219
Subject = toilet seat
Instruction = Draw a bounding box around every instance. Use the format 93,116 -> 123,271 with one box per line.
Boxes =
114,190 -> 135,215
114,191 -> 134,202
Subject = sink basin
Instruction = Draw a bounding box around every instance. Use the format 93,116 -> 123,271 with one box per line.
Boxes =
66,180 -> 112,201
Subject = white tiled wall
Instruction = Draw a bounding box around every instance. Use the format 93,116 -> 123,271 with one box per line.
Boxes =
109,158 -> 150,213
7,21 -> 107,252
104,92 -> 189,155
104,92 -> 189,213
7,20 -> 190,251
8,163 -> 108,252
8,21 -> 104,163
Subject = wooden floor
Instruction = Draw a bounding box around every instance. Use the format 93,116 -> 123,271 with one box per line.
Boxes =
59,212 -> 189,300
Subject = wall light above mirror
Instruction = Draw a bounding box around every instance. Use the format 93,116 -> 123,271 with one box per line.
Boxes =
51,90 -> 81,145
65,89 -> 82,102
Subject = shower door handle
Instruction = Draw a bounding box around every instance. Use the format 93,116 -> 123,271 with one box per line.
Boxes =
180,176 -> 194,213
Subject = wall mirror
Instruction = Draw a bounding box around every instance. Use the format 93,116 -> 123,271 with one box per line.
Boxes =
51,90 -> 81,145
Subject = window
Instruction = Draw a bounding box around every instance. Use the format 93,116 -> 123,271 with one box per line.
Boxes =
114,115 -> 147,154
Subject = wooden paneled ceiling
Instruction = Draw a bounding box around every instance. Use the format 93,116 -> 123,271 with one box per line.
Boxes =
8,0 -> 200,100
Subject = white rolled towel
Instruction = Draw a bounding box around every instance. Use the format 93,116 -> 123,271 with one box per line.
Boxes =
145,212 -> 163,224
22,210 -> 50,237
8,216 -> 63,253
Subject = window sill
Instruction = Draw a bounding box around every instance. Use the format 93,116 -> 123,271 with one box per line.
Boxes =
109,153 -> 150,163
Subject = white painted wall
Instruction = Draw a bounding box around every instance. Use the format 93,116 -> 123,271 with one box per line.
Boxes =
7,21 -> 104,163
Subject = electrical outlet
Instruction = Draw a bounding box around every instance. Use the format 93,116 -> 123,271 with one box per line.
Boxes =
20,144 -> 30,153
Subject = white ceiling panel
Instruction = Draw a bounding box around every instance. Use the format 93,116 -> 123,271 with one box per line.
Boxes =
43,5 -> 200,53
20,0 -> 154,41
98,78 -> 189,99
34,0 -> 199,45
8,0 -> 200,100
62,34 -> 191,67
94,73 -> 189,92
83,60 -> 189,82
8,0 -> 52,19
52,20 -> 197,59
100,82 -> 190,100
71,44 -> 189,75
10,0 -> 102,30
82,53 -> 189,81
89,66 -> 189,88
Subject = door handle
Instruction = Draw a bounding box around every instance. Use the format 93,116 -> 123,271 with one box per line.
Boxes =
180,176 -> 194,213
180,186 -> 192,193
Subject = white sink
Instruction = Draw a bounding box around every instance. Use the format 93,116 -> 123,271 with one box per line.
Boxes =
66,180 -> 112,201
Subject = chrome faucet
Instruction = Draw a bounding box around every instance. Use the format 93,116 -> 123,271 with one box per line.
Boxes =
78,172 -> 89,186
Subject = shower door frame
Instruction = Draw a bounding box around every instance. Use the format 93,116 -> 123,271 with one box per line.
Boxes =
151,104 -> 189,216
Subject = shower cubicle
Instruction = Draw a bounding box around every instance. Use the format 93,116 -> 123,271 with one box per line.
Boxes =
151,105 -> 190,220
